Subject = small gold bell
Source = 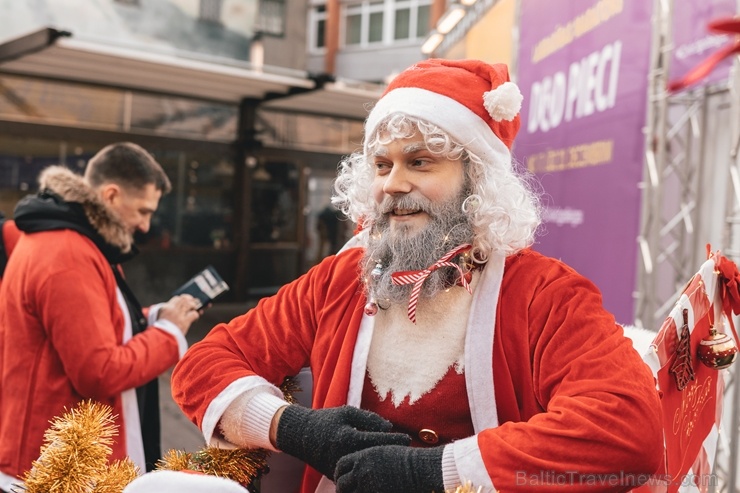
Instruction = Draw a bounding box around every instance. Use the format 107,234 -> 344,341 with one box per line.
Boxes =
698,327 -> 738,370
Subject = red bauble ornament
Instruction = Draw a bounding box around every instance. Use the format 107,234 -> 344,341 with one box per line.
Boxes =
698,327 -> 738,370
364,301 -> 378,316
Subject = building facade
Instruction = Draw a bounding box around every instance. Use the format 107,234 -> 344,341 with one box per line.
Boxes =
0,0 -> 377,303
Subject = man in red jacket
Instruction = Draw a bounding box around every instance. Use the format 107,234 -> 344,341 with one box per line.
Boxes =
0,143 -> 201,492
172,59 -> 663,493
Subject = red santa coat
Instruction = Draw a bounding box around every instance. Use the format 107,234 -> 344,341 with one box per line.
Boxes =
172,247 -> 663,492
0,218 -> 21,291
0,228 -> 183,480
1,219 -> 20,253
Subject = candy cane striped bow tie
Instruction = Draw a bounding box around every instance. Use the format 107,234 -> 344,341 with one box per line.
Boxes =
391,244 -> 473,324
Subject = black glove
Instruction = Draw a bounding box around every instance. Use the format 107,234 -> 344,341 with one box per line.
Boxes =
275,405 -> 411,479
335,444 -> 445,493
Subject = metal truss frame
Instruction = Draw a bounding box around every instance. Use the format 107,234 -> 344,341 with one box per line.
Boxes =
714,53 -> 740,493
635,0 -> 740,490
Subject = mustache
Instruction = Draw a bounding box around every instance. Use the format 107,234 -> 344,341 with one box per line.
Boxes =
378,194 -> 435,215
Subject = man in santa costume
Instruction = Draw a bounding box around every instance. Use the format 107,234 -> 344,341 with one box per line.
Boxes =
172,59 -> 663,492
0,143 -> 200,492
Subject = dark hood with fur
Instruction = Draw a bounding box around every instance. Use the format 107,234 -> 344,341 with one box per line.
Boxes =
14,166 -> 137,264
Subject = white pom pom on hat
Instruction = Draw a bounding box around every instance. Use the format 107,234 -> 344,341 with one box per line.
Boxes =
483,81 -> 523,122
122,470 -> 251,493
365,58 -> 523,166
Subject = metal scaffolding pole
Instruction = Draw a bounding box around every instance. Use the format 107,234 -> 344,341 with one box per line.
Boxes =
719,45 -> 740,493
711,121 -> 739,492
635,0 -> 666,329
635,0 -> 716,331
635,0 -> 671,331
635,0 -> 740,490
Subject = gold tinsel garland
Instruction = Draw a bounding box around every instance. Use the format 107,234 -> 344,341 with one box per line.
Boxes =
13,379 -> 484,493
153,376 -> 299,484
449,482 -> 484,493
155,448 -> 269,486
13,378 -> 300,492
13,400 -> 138,493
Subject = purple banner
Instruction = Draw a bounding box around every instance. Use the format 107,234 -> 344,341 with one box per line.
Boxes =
670,0 -> 736,88
515,0 -> 653,324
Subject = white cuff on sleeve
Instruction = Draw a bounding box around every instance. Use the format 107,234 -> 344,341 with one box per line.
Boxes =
152,319 -> 188,358
238,392 -> 291,451
442,444 -> 461,490
450,435 -> 496,493
202,376 -> 286,448
147,303 -> 165,326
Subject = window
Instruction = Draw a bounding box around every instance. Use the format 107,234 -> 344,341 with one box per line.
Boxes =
0,75 -> 237,142
416,3 -> 430,37
256,0 -> 286,37
340,0 -> 432,48
394,0 -> 431,41
343,0 -> 384,47
368,10 -> 384,42
146,148 -> 235,250
0,135 -> 236,251
309,0 -> 432,51
304,174 -> 354,269
258,111 -> 365,154
309,2 -> 327,50
345,7 -> 362,45
199,0 -> 223,23
394,8 -> 410,39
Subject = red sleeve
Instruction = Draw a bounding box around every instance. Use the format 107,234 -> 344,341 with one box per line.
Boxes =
480,252 -> 663,491
171,252 -> 359,429
2,219 -> 21,257
37,234 -> 180,398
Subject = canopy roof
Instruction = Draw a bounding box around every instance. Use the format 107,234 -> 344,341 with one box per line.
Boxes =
0,27 -> 382,121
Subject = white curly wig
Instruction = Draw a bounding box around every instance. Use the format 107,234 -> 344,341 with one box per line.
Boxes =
332,113 -> 542,262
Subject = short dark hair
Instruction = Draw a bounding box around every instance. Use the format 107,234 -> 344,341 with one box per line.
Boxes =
84,142 -> 172,194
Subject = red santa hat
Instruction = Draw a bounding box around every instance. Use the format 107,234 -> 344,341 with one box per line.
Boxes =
122,470 -> 251,493
365,58 -> 523,166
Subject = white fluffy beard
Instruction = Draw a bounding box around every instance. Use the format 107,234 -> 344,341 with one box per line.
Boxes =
362,191 -> 474,307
